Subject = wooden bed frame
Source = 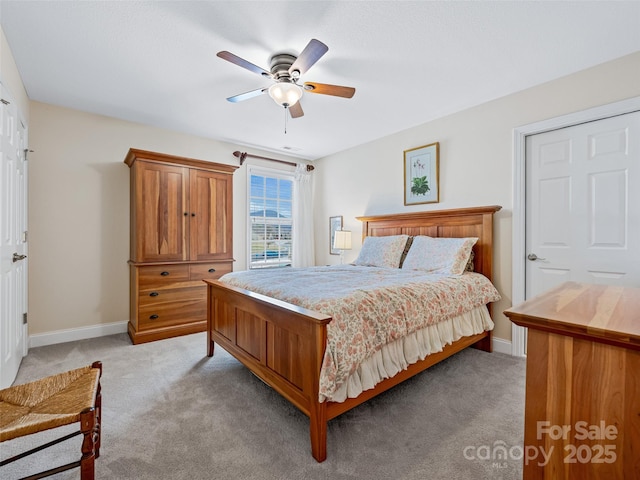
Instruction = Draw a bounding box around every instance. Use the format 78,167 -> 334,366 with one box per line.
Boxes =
204,205 -> 501,462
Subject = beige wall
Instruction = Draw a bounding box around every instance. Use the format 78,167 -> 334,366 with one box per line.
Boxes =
313,51 -> 640,343
28,101 -> 290,335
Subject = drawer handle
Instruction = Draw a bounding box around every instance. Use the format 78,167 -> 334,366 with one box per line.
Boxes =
149,292 -> 159,297
149,314 -> 159,320
160,271 -> 170,276
208,268 -> 216,273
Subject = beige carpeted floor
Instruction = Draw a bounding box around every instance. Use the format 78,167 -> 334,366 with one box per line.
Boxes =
1,332 -> 526,479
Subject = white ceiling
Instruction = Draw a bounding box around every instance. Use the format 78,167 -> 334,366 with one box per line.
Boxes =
2,1 -> 639,160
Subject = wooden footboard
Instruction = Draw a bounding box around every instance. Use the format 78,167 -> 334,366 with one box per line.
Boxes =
206,205 -> 501,462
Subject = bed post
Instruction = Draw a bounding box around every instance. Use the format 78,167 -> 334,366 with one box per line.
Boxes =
473,330 -> 493,352
207,288 -> 215,357
308,317 -> 329,462
309,402 -> 328,462
471,207 -> 498,353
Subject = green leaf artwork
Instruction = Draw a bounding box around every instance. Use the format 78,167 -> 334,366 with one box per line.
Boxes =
411,176 -> 430,196
405,143 -> 439,205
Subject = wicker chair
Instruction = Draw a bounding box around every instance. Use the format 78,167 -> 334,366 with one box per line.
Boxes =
0,361 -> 102,480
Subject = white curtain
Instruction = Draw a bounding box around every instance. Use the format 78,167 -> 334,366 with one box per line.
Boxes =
292,163 -> 315,267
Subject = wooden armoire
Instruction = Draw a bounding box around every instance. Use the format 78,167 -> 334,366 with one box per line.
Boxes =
125,149 -> 237,344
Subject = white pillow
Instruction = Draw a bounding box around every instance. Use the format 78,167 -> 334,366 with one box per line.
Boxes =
353,235 -> 409,268
401,236 -> 478,275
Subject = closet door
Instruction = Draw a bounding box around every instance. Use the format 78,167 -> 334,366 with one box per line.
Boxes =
133,161 -> 188,262
526,111 -> 640,295
189,169 -> 233,261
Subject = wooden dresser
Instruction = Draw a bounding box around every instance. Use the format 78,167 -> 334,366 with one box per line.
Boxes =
504,282 -> 640,479
125,149 -> 237,344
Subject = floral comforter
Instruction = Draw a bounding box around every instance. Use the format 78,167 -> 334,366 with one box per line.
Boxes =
220,265 -> 501,401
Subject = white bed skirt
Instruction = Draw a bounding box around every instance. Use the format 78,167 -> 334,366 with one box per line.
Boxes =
324,305 -> 494,403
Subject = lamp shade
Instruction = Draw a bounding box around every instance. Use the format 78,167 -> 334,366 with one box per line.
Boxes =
333,230 -> 352,250
268,82 -> 303,107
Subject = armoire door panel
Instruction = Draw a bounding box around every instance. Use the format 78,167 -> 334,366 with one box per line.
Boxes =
134,161 -> 188,262
189,169 -> 232,261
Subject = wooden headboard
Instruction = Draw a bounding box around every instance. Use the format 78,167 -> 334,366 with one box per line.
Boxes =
356,205 -> 502,282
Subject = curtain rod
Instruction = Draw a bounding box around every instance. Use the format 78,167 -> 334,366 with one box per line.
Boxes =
233,151 -> 315,171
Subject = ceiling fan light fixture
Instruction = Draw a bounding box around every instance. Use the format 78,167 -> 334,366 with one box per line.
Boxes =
268,82 -> 303,108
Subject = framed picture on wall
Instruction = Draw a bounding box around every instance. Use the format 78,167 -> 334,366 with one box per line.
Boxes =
329,215 -> 343,255
404,142 -> 439,205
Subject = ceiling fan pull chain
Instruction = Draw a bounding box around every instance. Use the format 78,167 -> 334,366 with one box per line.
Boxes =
284,106 -> 288,134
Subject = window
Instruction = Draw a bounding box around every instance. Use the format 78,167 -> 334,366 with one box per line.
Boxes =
248,167 -> 294,269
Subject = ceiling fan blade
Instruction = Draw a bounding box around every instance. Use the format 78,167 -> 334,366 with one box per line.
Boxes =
289,102 -> 304,118
217,51 -> 272,78
226,87 -> 268,103
289,39 -> 328,76
303,82 -> 355,98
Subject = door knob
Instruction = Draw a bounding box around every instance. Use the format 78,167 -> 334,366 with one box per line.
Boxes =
12,253 -> 27,262
527,253 -> 546,261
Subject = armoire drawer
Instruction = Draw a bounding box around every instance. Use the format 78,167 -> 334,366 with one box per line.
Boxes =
137,286 -> 207,330
190,262 -> 232,281
138,285 -> 205,307
137,264 -> 190,288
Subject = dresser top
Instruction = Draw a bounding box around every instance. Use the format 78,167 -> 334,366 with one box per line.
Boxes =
504,281 -> 640,350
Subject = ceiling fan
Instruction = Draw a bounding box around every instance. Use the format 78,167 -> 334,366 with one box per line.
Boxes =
217,39 -> 355,119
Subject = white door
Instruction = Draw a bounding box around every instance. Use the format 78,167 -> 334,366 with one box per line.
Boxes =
0,83 -> 28,388
526,111 -> 640,300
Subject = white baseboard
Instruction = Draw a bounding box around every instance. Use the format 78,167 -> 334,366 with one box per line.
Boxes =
492,336 -> 512,355
29,321 -> 128,348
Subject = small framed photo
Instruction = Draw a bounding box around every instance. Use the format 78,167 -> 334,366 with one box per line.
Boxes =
329,216 -> 343,255
404,142 -> 439,205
